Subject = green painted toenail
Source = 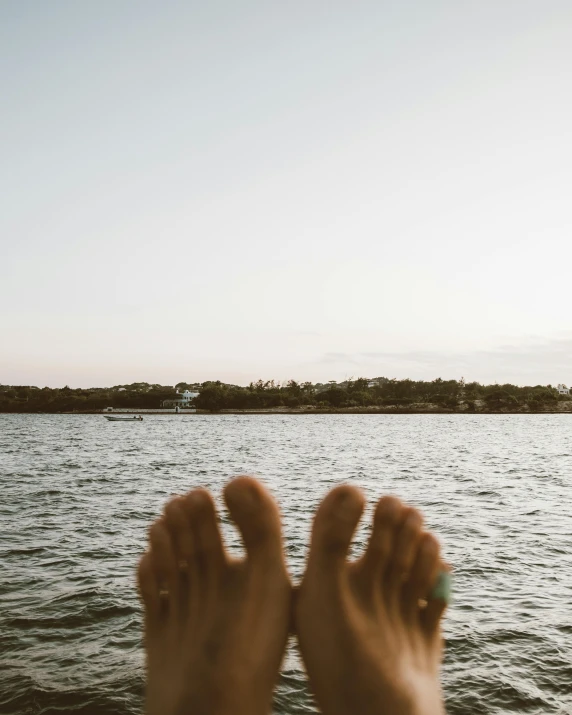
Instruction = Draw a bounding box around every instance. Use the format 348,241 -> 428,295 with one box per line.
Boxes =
429,570 -> 452,603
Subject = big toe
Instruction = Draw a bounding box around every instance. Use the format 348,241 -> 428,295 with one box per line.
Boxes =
224,476 -> 285,568
307,484 -> 365,574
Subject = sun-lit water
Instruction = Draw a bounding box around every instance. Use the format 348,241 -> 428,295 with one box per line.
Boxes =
1,414 -> 571,715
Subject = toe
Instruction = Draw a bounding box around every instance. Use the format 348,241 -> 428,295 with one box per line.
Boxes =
164,497 -> 196,568
164,497 -> 197,620
149,520 -> 180,608
384,507 -> 423,606
183,488 -> 226,580
138,551 -> 160,619
402,532 -> 440,623
307,485 -> 365,573
360,496 -> 403,588
421,562 -> 451,639
224,476 -> 285,568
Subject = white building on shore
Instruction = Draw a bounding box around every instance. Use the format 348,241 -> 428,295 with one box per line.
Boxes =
162,389 -> 199,408
556,384 -> 570,395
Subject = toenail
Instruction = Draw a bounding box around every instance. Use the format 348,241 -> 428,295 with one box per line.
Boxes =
404,511 -> 421,529
420,538 -> 437,556
333,492 -> 358,521
429,570 -> 452,603
149,522 -> 167,543
377,497 -> 400,519
235,484 -> 259,510
165,499 -> 183,517
188,491 -> 209,509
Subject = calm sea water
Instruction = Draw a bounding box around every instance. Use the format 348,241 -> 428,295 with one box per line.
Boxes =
1,414 -> 571,715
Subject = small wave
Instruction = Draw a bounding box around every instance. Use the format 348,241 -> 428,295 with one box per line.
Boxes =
2,413 -> 571,714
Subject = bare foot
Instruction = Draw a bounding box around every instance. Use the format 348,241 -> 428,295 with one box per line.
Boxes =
137,477 -> 291,715
295,486 -> 449,715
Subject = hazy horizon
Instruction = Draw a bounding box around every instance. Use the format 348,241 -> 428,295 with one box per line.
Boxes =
2,2 -> 571,388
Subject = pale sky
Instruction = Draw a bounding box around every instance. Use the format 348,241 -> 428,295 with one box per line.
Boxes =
2,1 -> 571,388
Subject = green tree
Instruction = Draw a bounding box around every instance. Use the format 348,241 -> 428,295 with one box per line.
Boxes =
484,390 -> 518,409
347,378 -> 369,394
320,387 -> 346,407
195,386 -> 226,412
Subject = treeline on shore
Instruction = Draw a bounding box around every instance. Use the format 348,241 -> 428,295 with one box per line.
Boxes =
0,378 -> 569,413
0,382 -> 186,413
194,378 -> 567,411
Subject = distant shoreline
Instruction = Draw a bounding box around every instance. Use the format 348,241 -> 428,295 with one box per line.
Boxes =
4,380 -> 570,414
3,407 -> 572,415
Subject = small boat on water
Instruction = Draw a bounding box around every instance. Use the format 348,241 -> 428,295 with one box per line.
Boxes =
104,415 -> 143,422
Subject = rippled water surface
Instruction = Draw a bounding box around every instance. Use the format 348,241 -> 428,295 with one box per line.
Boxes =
1,414 -> 571,714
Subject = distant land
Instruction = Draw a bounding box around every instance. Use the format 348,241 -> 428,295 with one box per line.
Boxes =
1,378 -> 571,414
